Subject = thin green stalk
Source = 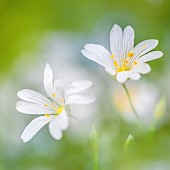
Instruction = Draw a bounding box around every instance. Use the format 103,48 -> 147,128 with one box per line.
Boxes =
93,147 -> 98,170
122,83 -> 143,126
90,127 -> 99,170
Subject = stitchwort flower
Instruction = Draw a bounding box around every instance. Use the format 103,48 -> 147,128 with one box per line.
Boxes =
81,24 -> 163,83
16,63 -> 95,142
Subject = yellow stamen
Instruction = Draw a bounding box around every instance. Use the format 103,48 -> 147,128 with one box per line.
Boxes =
125,60 -> 129,64
60,98 -> 64,102
134,61 -> 138,65
59,98 -> 64,105
143,44 -> 147,48
57,107 -> 64,114
122,65 -> 127,71
110,54 -> 114,59
52,92 -> 56,97
117,67 -> 122,72
114,60 -> 118,66
44,104 -> 48,106
128,52 -> 134,58
45,114 -> 50,117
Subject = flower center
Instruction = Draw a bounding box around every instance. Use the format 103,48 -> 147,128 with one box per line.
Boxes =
56,107 -> 64,114
111,52 -> 138,72
44,106 -> 64,118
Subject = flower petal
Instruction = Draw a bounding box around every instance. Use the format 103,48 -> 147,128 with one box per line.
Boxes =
54,79 -> 73,89
116,71 -> 130,83
128,72 -> 141,81
138,51 -> 163,63
57,110 -> 69,130
16,101 -> 55,114
66,80 -> 92,95
81,44 -> 111,67
132,39 -> 158,59
44,63 -> 54,97
105,67 -> 116,76
44,63 -> 62,104
132,63 -> 151,74
122,25 -> 135,58
66,93 -> 96,105
17,89 -> 52,105
49,117 -> 63,140
110,24 -> 123,62
21,116 -> 51,142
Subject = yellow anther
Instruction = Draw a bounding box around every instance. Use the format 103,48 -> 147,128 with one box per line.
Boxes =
122,65 -> 127,71
114,60 -> 117,64
60,98 -> 64,101
110,54 -> 114,59
44,104 -> 48,106
117,67 -> 122,72
45,114 -> 50,117
57,107 -> 64,114
143,44 -> 147,48
52,92 -> 56,97
114,60 -> 118,66
128,52 -> 134,58
134,61 -> 138,65
125,60 -> 129,64
59,98 -> 64,105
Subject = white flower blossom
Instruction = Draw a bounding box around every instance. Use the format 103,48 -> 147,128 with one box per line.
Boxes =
81,24 -> 163,83
16,63 -> 95,142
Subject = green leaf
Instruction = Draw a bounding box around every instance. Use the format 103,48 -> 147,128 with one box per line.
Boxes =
124,134 -> 134,152
90,126 -> 99,150
154,96 -> 166,122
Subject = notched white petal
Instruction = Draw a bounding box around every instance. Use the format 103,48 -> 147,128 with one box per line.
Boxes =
138,51 -> 163,63
44,63 -> 54,97
66,93 -> 96,105
49,117 -> 63,140
123,25 -> 135,57
105,67 -> 116,76
54,79 -> 73,89
84,44 -> 111,57
66,80 -> 92,95
44,63 -> 53,80
16,101 -> 55,114
128,72 -> 141,81
123,25 -> 135,40
17,89 -> 52,105
21,116 -> 51,142
81,44 -> 111,67
48,111 -> 69,140
132,39 -> 159,59
116,71 -> 130,84
57,110 -> 69,130
110,24 -> 123,57
133,63 -> 151,74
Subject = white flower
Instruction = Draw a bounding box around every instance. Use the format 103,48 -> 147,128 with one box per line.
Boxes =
16,63 -> 95,142
81,24 -> 163,83
112,82 -> 159,124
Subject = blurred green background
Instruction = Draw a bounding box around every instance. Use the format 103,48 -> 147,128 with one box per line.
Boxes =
0,0 -> 170,169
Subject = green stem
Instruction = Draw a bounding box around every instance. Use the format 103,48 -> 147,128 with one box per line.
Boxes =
122,83 -> 143,125
90,127 -> 99,170
93,148 -> 98,170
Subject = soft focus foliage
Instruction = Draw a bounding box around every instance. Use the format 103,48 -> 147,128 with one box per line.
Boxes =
0,0 -> 170,170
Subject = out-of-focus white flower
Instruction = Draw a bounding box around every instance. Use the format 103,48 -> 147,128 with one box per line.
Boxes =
112,82 -> 159,124
16,63 -> 95,142
82,24 -> 163,83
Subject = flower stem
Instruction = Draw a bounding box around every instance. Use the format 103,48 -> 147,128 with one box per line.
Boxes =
122,83 -> 143,125
93,147 -> 99,170
90,127 -> 99,170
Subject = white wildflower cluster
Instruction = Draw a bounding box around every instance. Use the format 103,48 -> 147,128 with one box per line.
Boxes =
16,24 -> 163,142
